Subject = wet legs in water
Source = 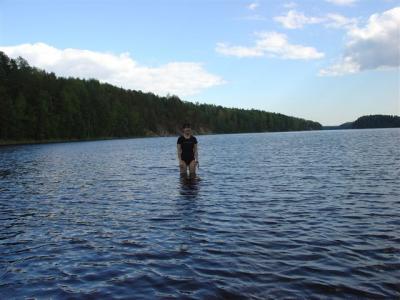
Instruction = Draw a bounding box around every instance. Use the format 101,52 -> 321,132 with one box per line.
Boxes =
180,160 -> 196,178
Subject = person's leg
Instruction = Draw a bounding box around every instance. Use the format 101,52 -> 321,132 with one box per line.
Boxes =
189,159 -> 196,177
180,161 -> 188,174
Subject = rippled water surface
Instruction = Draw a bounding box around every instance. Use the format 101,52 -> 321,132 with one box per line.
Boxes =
1,129 -> 399,299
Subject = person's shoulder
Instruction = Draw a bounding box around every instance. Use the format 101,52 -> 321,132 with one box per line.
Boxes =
192,136 -> 198,143
177,135 -> 183,144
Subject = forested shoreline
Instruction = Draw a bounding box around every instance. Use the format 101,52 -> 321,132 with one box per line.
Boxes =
323,115 -> 400,130
352,115 -> 400,129
0,52 -> 322,144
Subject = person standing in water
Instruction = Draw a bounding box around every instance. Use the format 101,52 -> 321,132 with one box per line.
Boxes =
177,123 -> 199,177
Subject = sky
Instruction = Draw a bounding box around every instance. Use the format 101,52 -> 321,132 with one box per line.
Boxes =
0,0 -> 399,125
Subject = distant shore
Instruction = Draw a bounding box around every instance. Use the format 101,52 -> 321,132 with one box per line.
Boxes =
323,115 -> 400,130
3,126 -> 400,147
0,136 -> 163,147
0,129 -> 316,146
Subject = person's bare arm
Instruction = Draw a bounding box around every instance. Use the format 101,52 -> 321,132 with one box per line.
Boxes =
177,144 -> 182,162
194,144 -> 199,165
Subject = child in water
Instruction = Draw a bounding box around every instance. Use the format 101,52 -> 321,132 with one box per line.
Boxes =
177,123 -> 199,177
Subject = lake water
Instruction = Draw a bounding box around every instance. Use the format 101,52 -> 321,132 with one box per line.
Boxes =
0,129 -> 399,299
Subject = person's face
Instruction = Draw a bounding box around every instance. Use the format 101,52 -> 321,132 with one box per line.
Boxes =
183,127 -> 191,135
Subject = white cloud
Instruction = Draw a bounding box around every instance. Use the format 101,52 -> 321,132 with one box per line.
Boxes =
319,57 -> 360,76
248,2 -> 259,10
284,2 -> 297,9
275,10 -> 357,30
274,10 -> 324,29
216,43 -> 264,58
0,42 -> 225,97
326,0 -> 357,6
216,31 -> 324,60
325,13 -> 358,29
320,7 -> 400,76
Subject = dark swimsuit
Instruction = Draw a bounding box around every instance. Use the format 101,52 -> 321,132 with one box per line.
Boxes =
177,135 -> 197,165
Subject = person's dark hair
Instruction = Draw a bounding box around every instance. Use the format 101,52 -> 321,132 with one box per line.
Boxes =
182,123 -> 191,129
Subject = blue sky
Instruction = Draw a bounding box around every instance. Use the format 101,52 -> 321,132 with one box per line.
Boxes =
0,0 -> 399,125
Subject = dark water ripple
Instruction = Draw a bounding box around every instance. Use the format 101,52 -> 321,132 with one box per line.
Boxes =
0,129 -> 399,299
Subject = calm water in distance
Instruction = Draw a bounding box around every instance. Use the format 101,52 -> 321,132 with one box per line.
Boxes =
0,128 -> 399,299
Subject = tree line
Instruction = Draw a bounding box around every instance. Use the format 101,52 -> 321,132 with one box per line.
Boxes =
0,51 -> 321,142
352,115 -> 400,129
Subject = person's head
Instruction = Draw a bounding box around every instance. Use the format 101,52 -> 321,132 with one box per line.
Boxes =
182,123 -> 192,135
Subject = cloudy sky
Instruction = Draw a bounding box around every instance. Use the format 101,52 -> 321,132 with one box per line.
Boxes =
0,0 -> 399,125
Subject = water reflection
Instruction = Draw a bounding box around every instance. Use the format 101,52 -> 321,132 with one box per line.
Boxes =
179,173 -> 200,199
0,169 -> 11,178
176,174 -> 202,255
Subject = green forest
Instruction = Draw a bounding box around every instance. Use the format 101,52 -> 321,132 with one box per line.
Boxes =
352,115 -> 400,129
0,52 -> 321,143
323,115 -> 400,130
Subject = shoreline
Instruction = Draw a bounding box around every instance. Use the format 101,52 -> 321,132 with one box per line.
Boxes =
0,135 -> 160,147
0,129 -> 315,147
2,127 -> 399,147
